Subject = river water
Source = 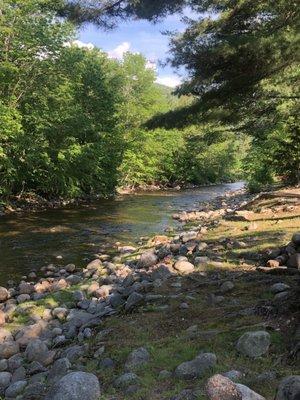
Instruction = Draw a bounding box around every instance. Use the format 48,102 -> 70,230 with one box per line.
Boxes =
0,182 -> 244,284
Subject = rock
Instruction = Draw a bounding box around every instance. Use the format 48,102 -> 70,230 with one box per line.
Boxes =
222,371 -> 244,382
73,290 -> 85,302
125,292 -> 143,311
292,233 -> 300,246
0,310 -> 5,326
114,372 -> 139,389
266,260 -> 280,268
220,281 -> 235,294
125,347 -> 150,371
24,339 -> 51,366
52,307 -> 68,321
236,331 -> 270,358
0,371 -> 12,389
0,341 -> 20,359
86,259 -> 102,270
180,302 -> 189,309
274,291 -> 290,301
173,260 -> 195,274
287,253 -> 300,269
151,265 -> 173,281
236,383 -> 266,400
60,344 -> 85,363
45,371 -> 101,400
206,374 -> 242,400
17,293 -> 30,303
7,354 -> 23,371
270,283 -> 291,294
137,251 -> 158,269
158,370 -> 172,380
16,321 -> 47,347
275,375 -> 300,400
0,359 -> 8,371
23,382 -> 47,400
19,282 -> 34,295
180,231 -> 198,243
65,264 -> 76,273
110,293 -> 125,308
27,361 -> 46,375
0,328 -> 13,343
0,287 -> 9,302
99,358 -> 115,369
66,275 -> 81,285
175,352 -> 217,380
34,280 -> 52,294
5,380 -> 27,398
12,366 -> 26,382
48,358 -> 71,383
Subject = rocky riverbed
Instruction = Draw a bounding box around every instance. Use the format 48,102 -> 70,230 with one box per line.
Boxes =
0,187 -> 299,399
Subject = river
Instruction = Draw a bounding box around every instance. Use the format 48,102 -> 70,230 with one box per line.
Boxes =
0,182 -> 244,284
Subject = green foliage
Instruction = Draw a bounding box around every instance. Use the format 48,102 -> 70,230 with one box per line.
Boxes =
0,0 -> 253,201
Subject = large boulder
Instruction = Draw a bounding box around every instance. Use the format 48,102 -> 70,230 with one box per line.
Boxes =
44,371 -> 101,400
236,331 -> 270,358
175,352 -> 217,380
206,374 -> 242,400
275,375 -> 300,400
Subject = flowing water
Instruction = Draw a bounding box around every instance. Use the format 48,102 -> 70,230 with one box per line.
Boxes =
0,182 -> 244,284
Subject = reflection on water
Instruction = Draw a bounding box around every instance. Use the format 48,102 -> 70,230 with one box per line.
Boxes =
0,182 -> 244,284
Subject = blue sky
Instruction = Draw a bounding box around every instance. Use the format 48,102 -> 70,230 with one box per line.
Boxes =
78,13 -> 190,87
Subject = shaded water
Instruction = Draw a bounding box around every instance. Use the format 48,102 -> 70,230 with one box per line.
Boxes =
0,182 -> 244,284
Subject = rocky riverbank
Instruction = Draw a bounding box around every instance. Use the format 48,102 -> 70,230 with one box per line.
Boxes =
0,187 -> 299,399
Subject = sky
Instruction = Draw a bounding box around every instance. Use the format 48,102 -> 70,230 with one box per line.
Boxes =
78,13 -> 190,87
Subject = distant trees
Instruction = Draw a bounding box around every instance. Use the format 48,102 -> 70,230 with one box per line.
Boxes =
58,0 -> 300,189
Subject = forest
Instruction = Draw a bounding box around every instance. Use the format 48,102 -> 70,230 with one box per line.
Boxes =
0,0 -> 299,201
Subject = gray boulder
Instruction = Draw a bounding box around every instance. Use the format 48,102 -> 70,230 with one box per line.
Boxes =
125,347 -> 150,371
24,339 -> 50,365
270,283 -> 290,294
44,372 -> 101,400
125,292 -> 143,311
275,375 -> 300,400
5,380 -> 27,398
0,371 -> 11,389
236,331 -> 270,358
175,352 -> 217,380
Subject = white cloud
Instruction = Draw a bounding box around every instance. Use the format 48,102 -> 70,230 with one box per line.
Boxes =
156,75 -> 182,88
108,42 -> 131,59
